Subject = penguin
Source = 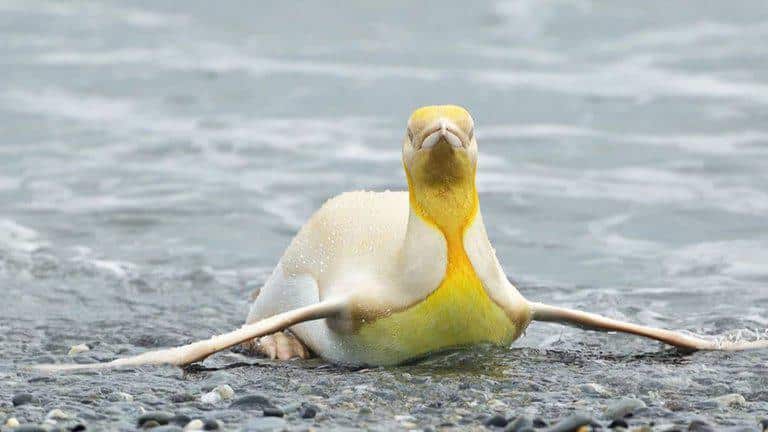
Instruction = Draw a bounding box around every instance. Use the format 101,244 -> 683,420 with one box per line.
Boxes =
35,105 -> 768,372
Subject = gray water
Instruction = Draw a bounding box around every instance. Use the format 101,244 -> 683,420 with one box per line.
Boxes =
1,1 -> 768,430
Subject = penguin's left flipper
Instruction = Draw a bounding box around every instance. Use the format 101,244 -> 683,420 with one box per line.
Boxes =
530,302 -> 768,351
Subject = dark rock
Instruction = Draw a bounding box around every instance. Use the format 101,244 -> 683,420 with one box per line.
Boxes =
12,393 -> 35,406
229,394 -> 275,410
608,419 -> 629,429
202,419 -> 221,430
533,417 -> 548,428
688,420 -> 716,432
505,416 -> 533,432
240,416 -> 287,432
549,413 -> 596,432
299,403 -> 318,419
170,393 -> 196,403
484,414 -> 508,428
760,418 -> 768,432
137,412 -> 173,428
262,408 -> 284,418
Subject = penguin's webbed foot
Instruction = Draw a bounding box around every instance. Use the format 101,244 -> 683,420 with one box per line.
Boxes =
240,331 -> 312,360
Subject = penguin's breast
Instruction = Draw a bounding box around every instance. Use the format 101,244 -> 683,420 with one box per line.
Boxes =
355,244 -> 516,361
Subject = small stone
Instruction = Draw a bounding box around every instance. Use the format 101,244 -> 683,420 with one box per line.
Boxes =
202,419 -> 221,430
709,393 -> 746,409
263,407 -> 284,417
533,417 -> 548,428
505,416 -> 533,432
137,411 -> 173,428
183,419 -> 204,431
688,419 -> 716,432
170,393 -> 196,403
229,394 -> 275,410
242,417 -> 287,432
604,398 -> 647,420
488,399 -> 507,410
608,419 -> 628,429
358,406 -> 373,415
68,343 -> 90,356
484,414 -> 509,428
108,392 -> 134,402
579,383 -> 612,397
12,392 -> 34,406
45,409 -> 72,421
549,413 -> 596,432
200,385 -> 234,404
5,418 -> 20,428
299,403 -> 318,419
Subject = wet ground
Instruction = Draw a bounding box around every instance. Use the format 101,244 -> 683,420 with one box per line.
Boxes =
1,0 -> 768,430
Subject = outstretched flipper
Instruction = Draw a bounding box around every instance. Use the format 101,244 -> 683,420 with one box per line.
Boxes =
531,302 -> 768,351
33,298 -> 347,372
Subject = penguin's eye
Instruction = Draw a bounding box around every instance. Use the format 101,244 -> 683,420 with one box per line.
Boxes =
467,126 -> 474,141
407,129 -> 414,142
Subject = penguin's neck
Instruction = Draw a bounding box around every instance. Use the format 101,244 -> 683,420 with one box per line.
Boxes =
402,169 -> 480,282
408,177 -> 479,252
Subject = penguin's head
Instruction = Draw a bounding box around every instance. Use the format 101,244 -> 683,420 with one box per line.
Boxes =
403,105 -> 479,230
402,105 -> 477,188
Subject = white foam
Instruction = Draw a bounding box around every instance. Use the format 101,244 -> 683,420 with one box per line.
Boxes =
0,219 -> 47,254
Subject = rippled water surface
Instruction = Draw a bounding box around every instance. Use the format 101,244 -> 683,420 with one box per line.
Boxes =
2,1 -> 768,430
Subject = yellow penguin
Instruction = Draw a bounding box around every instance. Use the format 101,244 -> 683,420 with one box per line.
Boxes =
35,105 -> 768,371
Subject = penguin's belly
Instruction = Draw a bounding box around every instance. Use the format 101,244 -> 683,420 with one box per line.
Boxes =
353,265 -> 517,363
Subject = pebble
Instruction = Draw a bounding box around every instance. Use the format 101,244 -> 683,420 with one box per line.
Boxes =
579,383 -> 612,397
262,407 -> 284,417
12,392 -> 34,406
184,419 -> 204,431
299,403 -> 318,419
107,392 -> 134,402
229,394 -> 275,410
68,343 -> 90,356
504,415 -> 533,432
200,385 -> 234,404
137,411 -> 173,428
548,413 -> 596,432
202,419 -> 221,430
709,393 -> 746,409
484,414 -> 509,427
533,417 -> 549,428
241,416 -> 287,432
688,419 -> 716,432
4,418 -> 20,428
171,393 -> 196,403
45,408 -> 72,421
608,419 -> 628,429
604,397 -> 647,420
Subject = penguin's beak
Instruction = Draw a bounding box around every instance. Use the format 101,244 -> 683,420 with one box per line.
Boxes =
417,118 -> 466,151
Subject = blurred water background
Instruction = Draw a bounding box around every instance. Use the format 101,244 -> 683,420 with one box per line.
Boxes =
1,1 -> 767,429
